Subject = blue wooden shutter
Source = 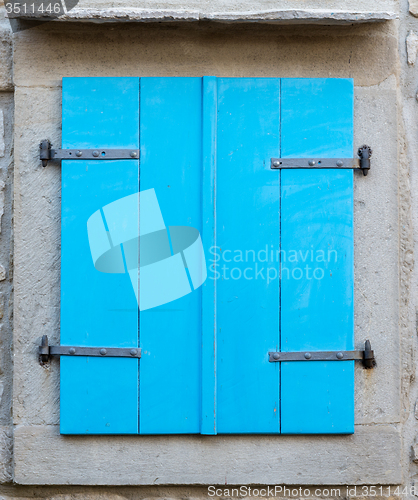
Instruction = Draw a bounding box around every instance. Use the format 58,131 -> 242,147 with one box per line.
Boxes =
280,79 -> 354,434
60,77 -> 140,434
59,76 -> 354,435
216,78 -> 281,433
139,78 -> 203,434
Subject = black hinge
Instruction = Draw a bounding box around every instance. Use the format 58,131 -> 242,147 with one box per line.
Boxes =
270,145 -> 372,176
39,335 -> 141,364
39,139 -> 139,167
268,340 -> 375,369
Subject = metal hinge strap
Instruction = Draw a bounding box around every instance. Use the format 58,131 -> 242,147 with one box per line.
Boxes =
39,335 -> 141,364
268,341 -> 375,369
39,140 -> 139,167
270,145 -> 372,176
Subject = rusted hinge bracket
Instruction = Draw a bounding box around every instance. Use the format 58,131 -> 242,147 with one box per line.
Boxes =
268,340 -> 375,369
39,335 -> 141,364
270,145 -> 372,176
39,139 -> 139,167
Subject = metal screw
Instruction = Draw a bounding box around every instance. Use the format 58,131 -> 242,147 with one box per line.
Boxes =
130,151 -> 138,158
69,348 -> 76,355
100,348 -> 107,355
336,352 -> 344,359
308,160 -> 316,166
76,151 -> 82,157
272,160 -> 281,168
92,150 -> 99,157
130,349 -> 138,356
304,352 -> 312,359
273,352 -> 280,360
336,160 -> 344,167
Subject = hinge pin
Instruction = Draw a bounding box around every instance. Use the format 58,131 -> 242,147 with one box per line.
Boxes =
39,334 -> 50,364
363,339 -> 376,369
39,140 -> 51,168
358,145 -> 372,176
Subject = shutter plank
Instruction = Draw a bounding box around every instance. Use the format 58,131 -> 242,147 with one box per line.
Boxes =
139,78 -> 202,434
280,78 -> 354,434
60,77 -> 140,434
216,78 -> 281,433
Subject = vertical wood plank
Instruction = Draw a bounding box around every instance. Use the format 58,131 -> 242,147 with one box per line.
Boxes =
60,77 -> 140,434
280,78 -> 354,434
201,76 -> 217,435
216,78 -> 281,433
139,77 -> 202,434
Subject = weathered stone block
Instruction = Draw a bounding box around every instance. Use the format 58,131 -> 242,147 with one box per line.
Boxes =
0,426 -> 12,483
13,424 -> 402,485
407,31 -> 418,65
410,0 -> 418,16
0,23 -> 13,91
1,0 -> 398,24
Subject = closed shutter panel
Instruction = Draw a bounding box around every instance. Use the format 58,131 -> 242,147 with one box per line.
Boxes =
139,78 -> 203,434
216,78 -> 281,433
59,76 -> 354,435
60,77 -> 140,434
280,79 -> 354,434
